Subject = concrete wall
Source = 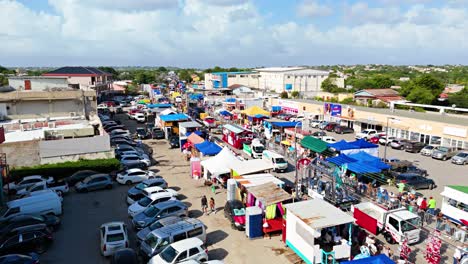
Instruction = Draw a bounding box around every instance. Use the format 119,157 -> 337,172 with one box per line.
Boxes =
0,140 -> 41,167
8,77 -> 68,91
39,135 -> 111,159
285,211 -> 318,264
40,150 -> 114,165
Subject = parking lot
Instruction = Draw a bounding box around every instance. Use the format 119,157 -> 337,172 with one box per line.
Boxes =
40,113 -> 291,264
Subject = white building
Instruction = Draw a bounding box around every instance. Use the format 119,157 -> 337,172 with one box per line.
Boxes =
8,76 -> 69,91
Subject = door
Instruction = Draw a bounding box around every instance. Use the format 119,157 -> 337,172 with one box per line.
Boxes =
175,250 -> 188,262
24,80 -> 31,90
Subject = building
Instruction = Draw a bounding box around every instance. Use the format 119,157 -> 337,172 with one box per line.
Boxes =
204,67 -> 344,98
8,76 -> 69,91
270,98 -> 468,149
42,66 -> 112,91
354,89 -> 405,106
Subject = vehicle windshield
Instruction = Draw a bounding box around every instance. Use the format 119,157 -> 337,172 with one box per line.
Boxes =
275,158 -> 287,163
149,221 -> 164,230
26,183 -> 38,191
143,206 -> 160,217
424,146 -> 434,150
138,197 -> 153,207
438,147 -> 449,152
82,177 -> 92,183
136,183 -> 148,190
401,217 -> 420,232
160,246 -> 178,263
145,234 -> 159,248
253,146 -> 264,153
456,153 -> 468,158
106,233 -> 125,242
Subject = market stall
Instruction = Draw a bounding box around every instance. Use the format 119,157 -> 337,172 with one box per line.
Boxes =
348,139 -> 379,157
157,113 -> 190,138
200,147 -> 240,180
222,124 -> 252,149
341,254 -> 394,264
301,136 -> 332,157
230,159 -> 274,177
178,121 -> 203,150
284,199 -> 355,264
194,141 -> 222,156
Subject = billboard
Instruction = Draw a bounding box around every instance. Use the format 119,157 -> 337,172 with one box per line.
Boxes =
324,103 -> 342,116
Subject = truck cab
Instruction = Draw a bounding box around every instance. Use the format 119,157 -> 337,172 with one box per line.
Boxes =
262,150 -> 288,172
243,139 -> 265,159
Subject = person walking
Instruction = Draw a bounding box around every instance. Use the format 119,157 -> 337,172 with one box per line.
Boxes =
201,195 -> 208,215
209,197 -> 215,214
428,197 -> 437,215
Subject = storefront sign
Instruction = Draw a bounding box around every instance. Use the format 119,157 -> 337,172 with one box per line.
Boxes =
324,103 -> 342,116
443,126 -> 467,137
278,100 -> 299,113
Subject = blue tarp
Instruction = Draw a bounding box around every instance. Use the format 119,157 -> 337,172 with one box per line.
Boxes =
326,154 -> 358,166
347,161 -> 382,174
147,104 -> 172,109
349,139 -> 378,149
189,94 -> 204,100
159,113 -> 190,122
271,106 -> 281,112
225,98 -> 236,103
254,114 -> 268,118
328,140 -> 360,150
270,121 -> 301,128
186,131 -> 203,137
341,254 -> 394,264
195,141 -> 222,156
348,152 -> 391,169
219,110 -> 232,116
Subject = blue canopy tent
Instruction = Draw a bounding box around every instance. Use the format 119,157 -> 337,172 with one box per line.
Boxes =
347,161 -> 382,174
326,154 -> 358,166
159,113 -> 190,122
349,139 -> 379,149
189,94 -> 204,100
348,152 -> 391,170
195,141 -> 222,156
270,121 -> 302,128
219,110 -> 232,116
225,98 -> 236,103
271,106 -> 281,113
147,103 -> 173,109
328,140 -> 361,151
186,131 -> 204,137
341,254 -> 394,264
341,139 -> 379,157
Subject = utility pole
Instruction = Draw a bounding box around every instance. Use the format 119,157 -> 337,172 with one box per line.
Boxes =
384,117 -> 396,161
294,122 -> 301,201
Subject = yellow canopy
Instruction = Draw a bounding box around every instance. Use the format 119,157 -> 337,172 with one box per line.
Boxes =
171,92 -> 181,98
241,106 -> 270,117
281,140 -> 291,146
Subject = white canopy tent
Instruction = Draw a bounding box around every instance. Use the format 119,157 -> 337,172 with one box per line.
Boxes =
230,159 -> 274,176
200,147 -> 239,179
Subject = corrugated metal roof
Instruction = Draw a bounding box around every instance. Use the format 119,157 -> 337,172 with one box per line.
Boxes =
247,182 -> 291,206
223,124 -> 245,134
284,199 -> 355,229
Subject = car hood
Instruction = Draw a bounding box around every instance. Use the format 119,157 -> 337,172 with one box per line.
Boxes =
137,227 -> 151,241
75,182 -> 85,188
166,189 -> 178,196
127,187 -> 142,196
133,212 -> 152,223
452,156 -> 465,161
15,188 -> 29,196
129,203 -> 145,214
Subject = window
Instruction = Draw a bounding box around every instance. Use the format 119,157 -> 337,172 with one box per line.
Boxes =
189,247 -> 200,256
187,227 -> 203,238
157,197 -> 171,203
173,232 -> 187,242
167,206 -> 181,213
410,132 -> 419,141
5,207 -> 20,217
175,251 -> 188,262
388,217 -> 400,232
22,232 -> 35,241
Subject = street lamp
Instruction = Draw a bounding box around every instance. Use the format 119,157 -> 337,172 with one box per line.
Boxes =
383,117 -> 398,162
294,122 -> 301,201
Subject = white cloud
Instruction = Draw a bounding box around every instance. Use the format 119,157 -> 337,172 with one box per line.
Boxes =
297,0 -> 332,18
346,2 -> 403,24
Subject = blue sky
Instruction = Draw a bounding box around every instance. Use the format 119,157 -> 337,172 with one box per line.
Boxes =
1,0 -> 467,67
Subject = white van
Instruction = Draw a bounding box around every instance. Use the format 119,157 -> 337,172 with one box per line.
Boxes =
262,150 -> 288,172
0,190 -> 62,221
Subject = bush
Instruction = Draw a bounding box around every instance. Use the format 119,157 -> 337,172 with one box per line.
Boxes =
291,91 -> 299,98
340,97 -> 355,105
10,158 -> 121,182
280,91 -> 289,98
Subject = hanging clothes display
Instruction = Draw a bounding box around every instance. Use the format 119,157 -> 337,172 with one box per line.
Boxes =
265,204 -> 277,220
424,230 -> 442,264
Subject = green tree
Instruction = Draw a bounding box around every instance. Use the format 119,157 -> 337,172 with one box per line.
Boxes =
406,87 -> 435,104
321,78 -> 339,93
400,74 -> 444,104
178,70 -> 192,83
157,66 -> 168,72
373,76 -> 394,88
280,91 -> 288,98
98,67 -> 119,80
291,91 -> 299,98
448,88 -> 468,108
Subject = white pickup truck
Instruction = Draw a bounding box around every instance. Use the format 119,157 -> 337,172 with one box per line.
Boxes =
352,202 -> 421,244
355,129 -> 378,140
16,180 -> 69,198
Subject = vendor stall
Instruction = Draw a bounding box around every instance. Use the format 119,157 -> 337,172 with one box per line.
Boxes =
341,254 -> 394,264
200,147 -> 240,180
284,199 -> 355,264
157,113 -> 190,139
222,124 -> 252,149
230,159 -> 274,177
195,141 -> 222,156
178,121 -> 203,150
348,139 -> 379,157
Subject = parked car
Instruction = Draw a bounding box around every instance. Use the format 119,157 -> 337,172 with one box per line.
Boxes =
110,129 -> 132,138
378,136 -> 395,145
117,150 -> 150,161
132,200 -> 188,229
115,144 -> 144,157
105,125 -> 127,133
135,113 -> 146,123
0,214 -> 60,235
0,191 -> 62,221
4,176 -> 54,195
432,146 -> 459,161
0,254 -> 40,264
152,128 -> 165,139
135,216 -> 185,244
396,173 -> 436,190
126,179 -> 169,204
136,127 -> 151,140
318,121 -> 329,130
309,120 -> 321,128
390,139 -> 411,150
169,136 -> 180,149
148,237 -> 208,264
120,154 -> 151,168
103,122 -> 118,130
117,169 -> 158,185
0,225 -> 53,254
355,129 -> 378,140
388,160 -> 428,177
324,122 -> 339,132
321,136 -> 336,143
369,136 -> 380,144
75,174 -> 113,193
334,126 -> 354,134
202,117 -> 217,128
111,138 -> 137,147
451,151 -> 468,165
128,109 -> 141,119
420,145 -> 437,156
128,192 -> 177,218
311,131 -> 326,138
100,222 -> 129,257
110,248 -> 138,264
404,141 -> 426,153
224,200 -> 245,231
16,181 -> 69,198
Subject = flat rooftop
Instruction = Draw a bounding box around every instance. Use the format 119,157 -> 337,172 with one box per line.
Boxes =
3,122 -> 92,143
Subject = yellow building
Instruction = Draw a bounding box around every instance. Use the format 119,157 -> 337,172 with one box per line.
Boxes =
270,98 -> 468,149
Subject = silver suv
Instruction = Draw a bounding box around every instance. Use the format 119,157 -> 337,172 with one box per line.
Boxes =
132,200 -> 188,229
432,146 -> 459,161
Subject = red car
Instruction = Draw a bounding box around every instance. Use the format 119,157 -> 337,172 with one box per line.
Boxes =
369,136 -> 380,144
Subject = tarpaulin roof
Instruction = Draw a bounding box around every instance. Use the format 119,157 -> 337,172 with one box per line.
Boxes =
301,136 -> 328,153
328,140 -> 360,151
185,131 -> 203,137
189,94 -> 204,100
271,106 -> 281,112
187,133 -> 204,144
247,182 -> 291,206
223,124 -> 244,134
254,114 -> 268,118
270,121 -> 301,128
230,159 -> 274,176
201,147 -> 240,175
159,113 -> 190,122
326,154 -> 358,166
347,161 -> 382,174
341,254 -> 394,264
349,139 -> 378,149
348,152 -> 391,169
195,141 -> 222,156
219,110 -> 232,116
241,106 -> 270,117
159,109 -> 176,116
225,98 -> 236,102
147,104 -> 172,109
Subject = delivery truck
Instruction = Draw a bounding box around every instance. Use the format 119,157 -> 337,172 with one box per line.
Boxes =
351,202 -> 421,244
243,139 -> 265,159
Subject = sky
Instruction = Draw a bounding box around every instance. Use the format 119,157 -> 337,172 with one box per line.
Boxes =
1,0 -> 467,67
